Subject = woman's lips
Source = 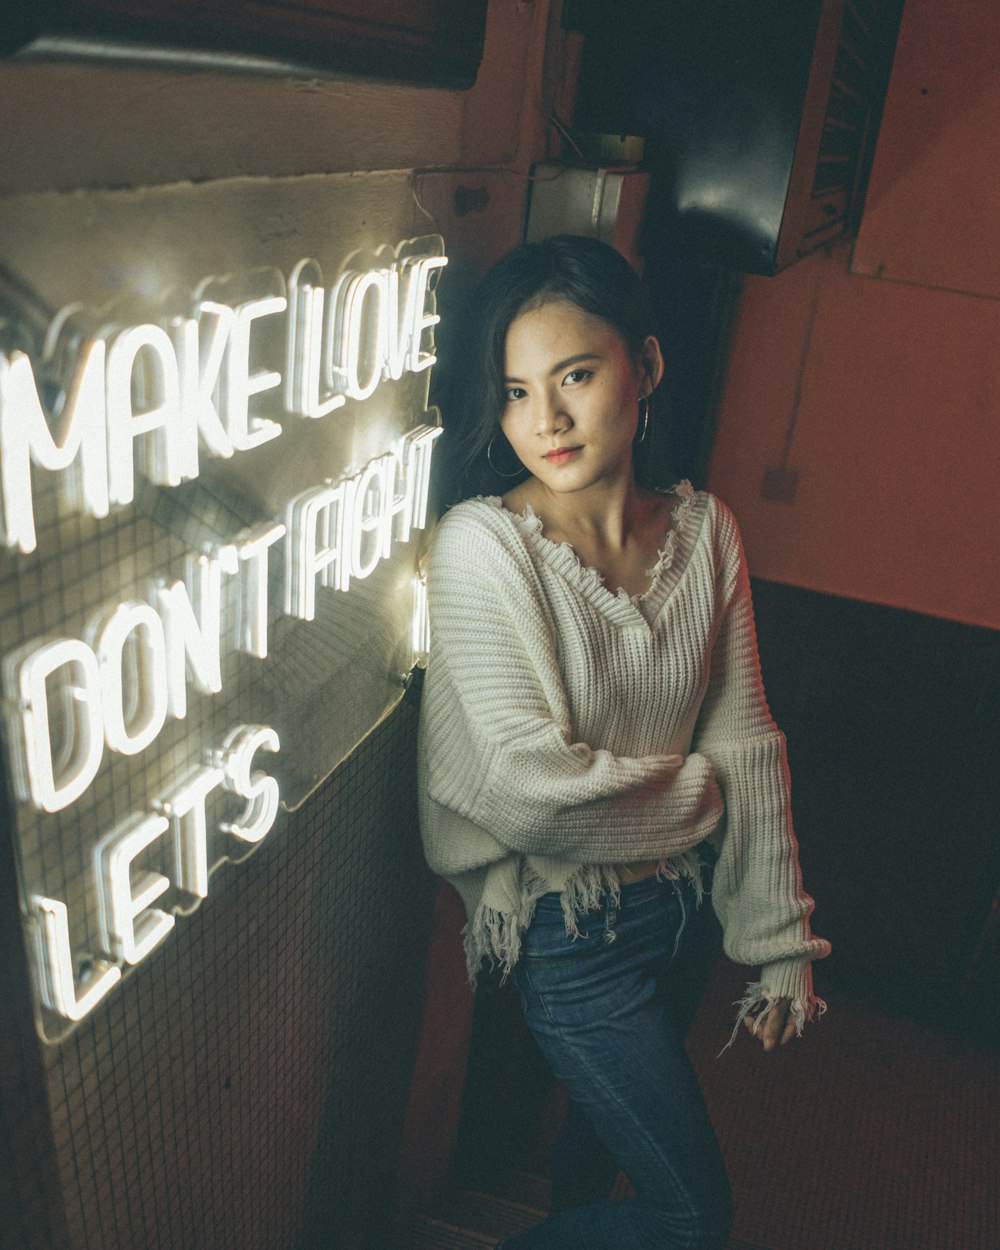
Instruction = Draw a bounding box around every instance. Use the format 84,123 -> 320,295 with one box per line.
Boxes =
544,447 -> 580,465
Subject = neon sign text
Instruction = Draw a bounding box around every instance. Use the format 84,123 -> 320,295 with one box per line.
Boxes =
0,240 -> 446,1030
30,722 -> 280,1022
5,423 -> 439,818
0,251 -> 446,555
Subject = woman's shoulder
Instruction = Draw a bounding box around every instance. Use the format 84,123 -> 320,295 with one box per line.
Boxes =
442,494 -> 505,517
429,495 -> 532,569
435,495 -> 508,542
654,481 -> 726,542
669,483 -> 739,540
659,485 -> 745,582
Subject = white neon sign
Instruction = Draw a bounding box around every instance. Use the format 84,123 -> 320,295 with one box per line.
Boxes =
0,346 -> 110,555
156,764 -> 226,900
284,253 -> 446,420
283,424 -> 441,617
3,421 -> 440,824
222,297 -> 287,451
29,896 -> 122,1022
7,638 -> 105,813
26,720 -> 281,1019
1,238 -> 446,1031
88,601 -> 170,757
0,246 -> 446,555
215,724 -> 281,844
154,545 -> 240,720
95,811 -> 176,966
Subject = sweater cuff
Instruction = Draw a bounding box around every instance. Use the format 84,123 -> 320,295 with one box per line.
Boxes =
758,955 -> 817,1004
722,956 -> 827,1052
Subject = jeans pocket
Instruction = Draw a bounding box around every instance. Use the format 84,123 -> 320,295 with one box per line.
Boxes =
520,898 -> 602,966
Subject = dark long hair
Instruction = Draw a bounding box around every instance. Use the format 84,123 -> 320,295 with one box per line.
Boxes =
436,235 -> 660,506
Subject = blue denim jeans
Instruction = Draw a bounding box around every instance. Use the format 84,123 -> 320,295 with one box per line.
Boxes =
498,873 -> 733,1250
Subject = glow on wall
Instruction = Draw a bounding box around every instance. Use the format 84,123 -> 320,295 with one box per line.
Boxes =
0,235 -> 445,1039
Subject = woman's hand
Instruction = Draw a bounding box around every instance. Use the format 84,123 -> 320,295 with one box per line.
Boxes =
743,997 -> 797,1051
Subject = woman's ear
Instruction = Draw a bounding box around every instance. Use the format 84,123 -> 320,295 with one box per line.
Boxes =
638,335 -> 665,397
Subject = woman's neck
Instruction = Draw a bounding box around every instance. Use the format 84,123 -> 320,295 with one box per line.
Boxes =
503,474 -> 678,600
505,473 -> 645,551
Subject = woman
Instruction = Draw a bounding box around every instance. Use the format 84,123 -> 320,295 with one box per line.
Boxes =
418,235 -> 829,1249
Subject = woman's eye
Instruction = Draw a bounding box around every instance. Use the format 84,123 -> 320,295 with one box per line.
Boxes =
564,369 -> 591,385
504,386 -> 527,403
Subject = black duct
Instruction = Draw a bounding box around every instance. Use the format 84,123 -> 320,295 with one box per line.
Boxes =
565,0 -> 901,275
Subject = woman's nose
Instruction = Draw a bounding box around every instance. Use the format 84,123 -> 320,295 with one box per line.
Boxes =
535,391 -> 570,434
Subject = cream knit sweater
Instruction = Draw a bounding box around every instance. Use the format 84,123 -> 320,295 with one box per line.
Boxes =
417,483 -> 830,1034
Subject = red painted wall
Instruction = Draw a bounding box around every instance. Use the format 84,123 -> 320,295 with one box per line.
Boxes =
707,0 -> 1000,631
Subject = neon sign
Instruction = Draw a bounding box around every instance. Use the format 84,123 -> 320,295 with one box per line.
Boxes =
0,237 -> 446,1033
0,250 -> 446,554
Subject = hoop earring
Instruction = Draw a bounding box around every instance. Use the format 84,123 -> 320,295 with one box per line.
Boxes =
487,433 -> 525,479
636,397 -> 651,444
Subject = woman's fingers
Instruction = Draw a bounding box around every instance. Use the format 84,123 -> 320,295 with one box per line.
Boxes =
742,998 -> 795,1050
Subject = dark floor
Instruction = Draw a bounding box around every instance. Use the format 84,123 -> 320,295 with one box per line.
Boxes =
686,959 -> 999,1250
414,957 -> 1000,1250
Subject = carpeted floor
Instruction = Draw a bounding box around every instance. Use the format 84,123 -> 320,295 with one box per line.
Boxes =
443,953 -> 998,1250
685,960 -> 999,1250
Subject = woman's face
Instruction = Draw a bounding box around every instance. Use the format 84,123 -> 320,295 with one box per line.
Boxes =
499,299 -> 660,497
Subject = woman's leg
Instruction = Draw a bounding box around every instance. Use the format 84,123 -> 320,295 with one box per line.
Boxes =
501,877 -> 732,1250
548,1097 -> 619,1213
546,894 -> 723,1216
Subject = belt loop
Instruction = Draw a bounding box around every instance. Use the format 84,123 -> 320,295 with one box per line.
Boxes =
602,889 -> 618,944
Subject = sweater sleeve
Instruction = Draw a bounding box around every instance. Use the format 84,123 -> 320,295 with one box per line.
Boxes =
693,503 -> 830,1035
421,505 -> 723,867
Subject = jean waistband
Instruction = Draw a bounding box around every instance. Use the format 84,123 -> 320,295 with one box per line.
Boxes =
533,870 -> 692,915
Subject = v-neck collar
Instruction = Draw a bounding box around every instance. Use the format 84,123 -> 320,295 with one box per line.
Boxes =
488,481 -> 704,628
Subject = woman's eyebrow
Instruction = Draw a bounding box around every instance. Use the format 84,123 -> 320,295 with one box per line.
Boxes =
504,353 -> 601,384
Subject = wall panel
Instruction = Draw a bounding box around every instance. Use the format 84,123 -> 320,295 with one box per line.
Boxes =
30,700 -> 434,1250
708,241 -> 1000,630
